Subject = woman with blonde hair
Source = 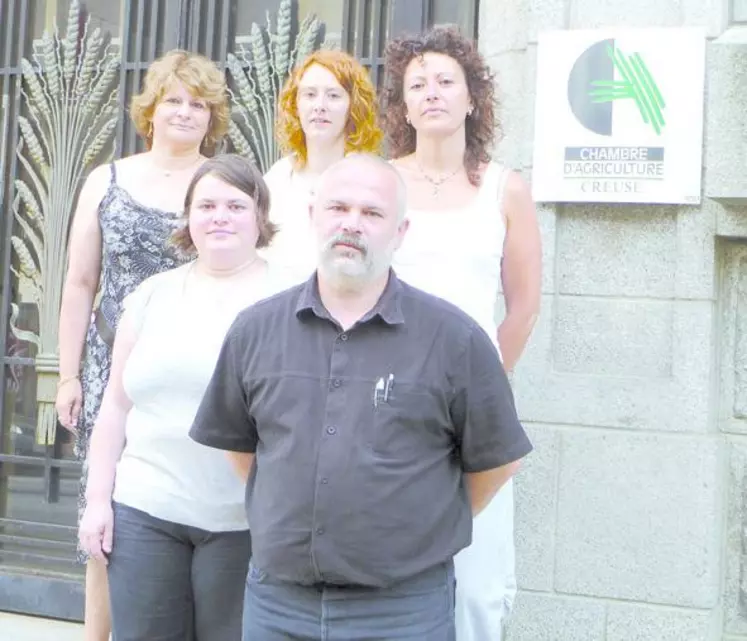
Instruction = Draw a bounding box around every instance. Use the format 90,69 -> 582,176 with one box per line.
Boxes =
55,49 -> 229,641
382,25 -> 542,641
262,49 -> 383,281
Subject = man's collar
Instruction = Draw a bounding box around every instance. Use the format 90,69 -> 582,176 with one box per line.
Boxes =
295,269 -> 405,326
294,272 -> 328,320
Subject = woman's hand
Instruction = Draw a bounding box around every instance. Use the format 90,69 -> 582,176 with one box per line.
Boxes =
55,377 -> 82,433
78,499 -> 114,564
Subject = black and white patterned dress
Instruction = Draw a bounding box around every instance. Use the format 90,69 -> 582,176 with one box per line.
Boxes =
75,162 -> 188,561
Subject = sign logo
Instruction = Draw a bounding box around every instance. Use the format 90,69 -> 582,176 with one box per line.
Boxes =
532,28 -> 704,204
568,39 -> 666,136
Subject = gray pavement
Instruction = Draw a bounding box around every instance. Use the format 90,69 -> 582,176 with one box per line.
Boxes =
0,612 -> 83,640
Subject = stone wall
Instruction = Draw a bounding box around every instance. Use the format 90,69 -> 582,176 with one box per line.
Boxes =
479,1 -> 747,639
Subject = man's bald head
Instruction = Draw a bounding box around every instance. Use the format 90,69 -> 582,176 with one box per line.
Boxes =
315,153 -> 407,221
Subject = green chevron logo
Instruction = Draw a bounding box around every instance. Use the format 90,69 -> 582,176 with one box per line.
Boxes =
568,40 -> 666,137
589,46 -> 665,134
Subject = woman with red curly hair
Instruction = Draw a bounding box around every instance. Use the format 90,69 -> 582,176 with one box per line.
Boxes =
382,26 -> 542,641
262,50 -> 383,281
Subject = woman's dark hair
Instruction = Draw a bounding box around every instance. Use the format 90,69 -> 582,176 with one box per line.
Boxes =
381,25 -> 500,186
172,153 -> 277,251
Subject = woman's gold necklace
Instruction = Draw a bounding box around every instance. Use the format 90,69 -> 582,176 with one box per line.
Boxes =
416,162 -> 462,196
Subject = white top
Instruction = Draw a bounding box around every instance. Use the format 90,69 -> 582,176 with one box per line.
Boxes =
261,156 -> 318,285
392,162 -> 516,630
112,262 -> 287,531
392,162 -> 508,352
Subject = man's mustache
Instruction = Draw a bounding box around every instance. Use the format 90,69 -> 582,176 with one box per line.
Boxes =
325,233 -> 368,256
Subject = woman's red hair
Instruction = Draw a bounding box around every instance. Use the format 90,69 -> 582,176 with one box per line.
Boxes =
276,50 -> 383,167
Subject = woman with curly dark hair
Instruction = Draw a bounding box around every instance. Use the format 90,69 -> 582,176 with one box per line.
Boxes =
382,25 -> 542,641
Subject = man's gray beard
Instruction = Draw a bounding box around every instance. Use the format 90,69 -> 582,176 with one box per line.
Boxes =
319,250 -> 394,292
318,255 -> 372,291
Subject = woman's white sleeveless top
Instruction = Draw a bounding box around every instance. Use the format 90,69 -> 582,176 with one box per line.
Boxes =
392,161 -> 508,353
261,156 -> 318,285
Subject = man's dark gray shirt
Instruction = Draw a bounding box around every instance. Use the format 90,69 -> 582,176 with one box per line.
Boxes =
189,271 -> 532,588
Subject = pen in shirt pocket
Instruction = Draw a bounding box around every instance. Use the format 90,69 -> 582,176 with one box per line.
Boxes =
373,374 -> 395,407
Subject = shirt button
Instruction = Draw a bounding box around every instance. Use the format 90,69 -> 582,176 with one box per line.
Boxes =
320,478 -> 329,485
340,333 -> 349,341
326,426 -> 337,435
331,379 -> 341,388
316,527 -> 325,535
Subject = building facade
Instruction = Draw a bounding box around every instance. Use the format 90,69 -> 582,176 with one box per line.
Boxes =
0,0 -> 745,639
489,1 -> 747,640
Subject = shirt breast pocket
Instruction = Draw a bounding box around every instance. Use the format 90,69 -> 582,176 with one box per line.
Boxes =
367,382 -> 452,458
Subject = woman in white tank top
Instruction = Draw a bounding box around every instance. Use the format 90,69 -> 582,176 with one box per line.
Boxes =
262,50 -> 383,283
382,26 -> 542,641
78,155 -> 286,640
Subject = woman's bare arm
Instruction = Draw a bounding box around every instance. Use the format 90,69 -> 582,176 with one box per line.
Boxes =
55,164 -> 110,428
498,171 -> 542,373
84,312 -> 137,504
